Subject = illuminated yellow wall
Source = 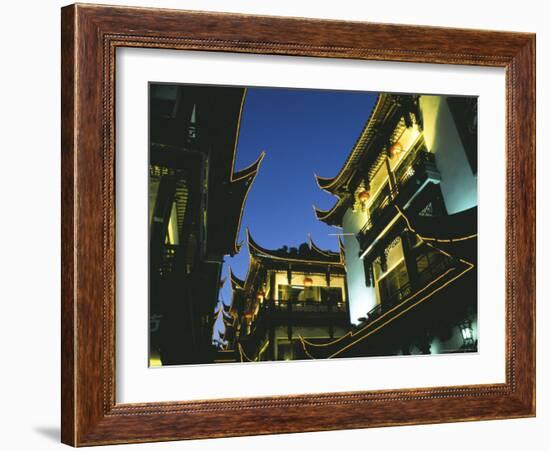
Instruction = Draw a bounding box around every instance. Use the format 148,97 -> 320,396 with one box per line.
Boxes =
356,124 -> 421,216
389,125 -> 422,171
339,95 -> 476,325
367,161 -> 389,203
166,202 -> 179,245
272,271 -> 346,301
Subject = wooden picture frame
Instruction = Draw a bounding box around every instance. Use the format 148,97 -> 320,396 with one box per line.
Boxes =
61,3 -> 536,446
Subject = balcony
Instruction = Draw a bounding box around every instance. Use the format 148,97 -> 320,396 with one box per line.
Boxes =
358,150 -> 440,248
362,253 -> 454,324
268,300 -> 346,313
307,252 -> 473,359
256,299 -> 349,327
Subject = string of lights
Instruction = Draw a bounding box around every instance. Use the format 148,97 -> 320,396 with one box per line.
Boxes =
300,207 -> 476,358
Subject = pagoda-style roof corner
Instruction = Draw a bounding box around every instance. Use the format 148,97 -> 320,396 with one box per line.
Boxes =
314,172 -> 337,193
315,94 -> 385,196
234,239 -> 244,255
313,204 -> 330,221
232,151 -> 266,182
246,228 -> 269,258
308,235 -> 339,260
312,93 -> 424,230
313,198 -> 347,228
247,229 -> 343,266
229,267 -> 245,291
223,152 -> 265,257
313,93 -> 421,201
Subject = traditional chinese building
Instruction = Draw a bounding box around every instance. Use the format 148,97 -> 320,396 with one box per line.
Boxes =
228,232 -> 350,362
149,84 -> 264,365
307,93 -> 478,358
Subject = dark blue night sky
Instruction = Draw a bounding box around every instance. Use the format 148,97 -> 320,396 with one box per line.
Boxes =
219,87 -> 377,305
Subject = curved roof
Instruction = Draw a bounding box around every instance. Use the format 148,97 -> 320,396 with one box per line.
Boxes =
232,151 -> 266,182
229,267 -> 245,291
314,93 -> 393,195
247,229 -> 344,265
313,93 -> 420,228
308,234 -> 338,258
313,197 -> 348,227
221,151 -> 265,256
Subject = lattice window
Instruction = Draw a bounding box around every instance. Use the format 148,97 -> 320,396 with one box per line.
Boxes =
384,236 -> 402,258
418,202 -> 434,217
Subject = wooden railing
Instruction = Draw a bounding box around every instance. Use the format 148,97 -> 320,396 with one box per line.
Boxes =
361,150 -> 439,235
264,300 -> 347,314
363,254 -> 454,323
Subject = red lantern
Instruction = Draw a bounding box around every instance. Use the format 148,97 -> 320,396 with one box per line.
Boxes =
358,190 -> 370,202
303,277 -> 313,288
389,142 -> 403,157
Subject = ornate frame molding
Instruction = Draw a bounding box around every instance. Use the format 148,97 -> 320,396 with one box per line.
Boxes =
61,4 -> 535,446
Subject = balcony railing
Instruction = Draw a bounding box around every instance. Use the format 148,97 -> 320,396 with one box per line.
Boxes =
362,254 -> 454,324
368,184 -> 394,223
244,300 -> 348,330
265,300 -> 347,314
360,150 -> 440,238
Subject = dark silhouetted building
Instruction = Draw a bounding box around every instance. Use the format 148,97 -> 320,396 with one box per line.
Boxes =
149,84 -> 263,365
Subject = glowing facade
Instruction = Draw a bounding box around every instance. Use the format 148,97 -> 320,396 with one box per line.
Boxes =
227,232 -> 350,362
310,93 -> 478,357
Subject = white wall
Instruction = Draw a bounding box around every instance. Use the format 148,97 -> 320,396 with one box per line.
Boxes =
342,208 -> 378,324
420,95 -> 478,214
0,1 -> 546,450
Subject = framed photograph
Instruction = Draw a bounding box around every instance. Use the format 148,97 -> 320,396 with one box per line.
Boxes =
61,3 -> 536,446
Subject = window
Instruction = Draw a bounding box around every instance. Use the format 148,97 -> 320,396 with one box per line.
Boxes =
377,260 -> 410,307
277,285 -> 343,303
415,246 -> 448,286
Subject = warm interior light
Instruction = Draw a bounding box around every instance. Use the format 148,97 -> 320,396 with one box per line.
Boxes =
389,142 -> 403,158
358,190 -> 370,202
